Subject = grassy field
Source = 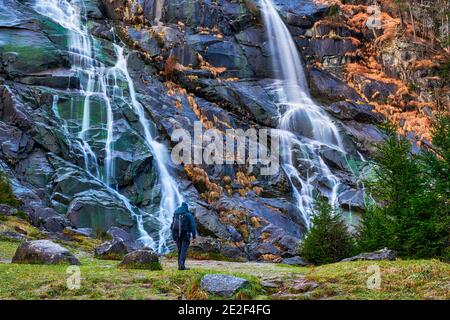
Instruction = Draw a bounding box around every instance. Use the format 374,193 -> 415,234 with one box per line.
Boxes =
0,216 -> 449,300
0,239 -> 448,300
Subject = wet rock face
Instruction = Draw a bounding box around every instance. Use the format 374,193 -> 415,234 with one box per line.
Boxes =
67,190 -> 135,232
341,121 -> 386,157
0,0 -> 69,77
12,240 -> 80,265
0,0 -> 386,262
308,68 -> 363,104
0,0 -> 166,242
305,38 -> 358,61
261,0 -> 328,19
324,101 -> 384,124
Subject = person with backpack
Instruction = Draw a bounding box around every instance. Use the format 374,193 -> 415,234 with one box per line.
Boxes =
171,202 -> 197,270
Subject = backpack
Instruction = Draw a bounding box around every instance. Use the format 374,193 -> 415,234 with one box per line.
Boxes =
172,212 -> 190,235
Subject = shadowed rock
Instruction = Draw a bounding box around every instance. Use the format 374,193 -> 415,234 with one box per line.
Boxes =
94,239 -> 130,260
309,68 -> 363,104
325,101 -> 384,124
341,248 -> 397,262
281,256 -> 308,266
12,240 -> 80,265
189,236 -> 221,255
200,274 -> 249,297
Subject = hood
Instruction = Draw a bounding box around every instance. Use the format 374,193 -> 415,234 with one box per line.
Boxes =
174,202 -> 189,216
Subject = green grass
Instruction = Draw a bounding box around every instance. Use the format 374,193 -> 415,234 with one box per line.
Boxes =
0,240 -> 263,300
0,216 -> 44,240
0,241 -> 19,262
0,238 -> 449,300
304,259 -> 450,300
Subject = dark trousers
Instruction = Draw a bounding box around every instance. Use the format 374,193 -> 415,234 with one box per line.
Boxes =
174,232 -> 190,270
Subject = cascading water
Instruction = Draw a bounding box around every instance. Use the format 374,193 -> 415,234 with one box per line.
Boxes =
110,45 -> 183,252
33,0 -> 182,252
260,0 -> 346,228
153,0 -> 165,25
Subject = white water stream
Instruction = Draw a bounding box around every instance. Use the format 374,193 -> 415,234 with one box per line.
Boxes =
33,0 -> 182,252
261,0 -> 346,228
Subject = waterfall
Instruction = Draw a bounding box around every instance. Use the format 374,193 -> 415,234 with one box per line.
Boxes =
33,0 -> 182,252
153,0 -> 165,25
110,45 -> 183,252
260,0 -> 346,228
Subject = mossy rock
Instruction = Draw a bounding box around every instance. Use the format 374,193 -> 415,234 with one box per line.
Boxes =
0,28 -> 65,76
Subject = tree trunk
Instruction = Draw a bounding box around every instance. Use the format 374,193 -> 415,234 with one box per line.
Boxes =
408,0 -> 417,41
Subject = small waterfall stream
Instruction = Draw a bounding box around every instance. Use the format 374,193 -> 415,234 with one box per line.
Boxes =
111,45 -> 183,252
33,0 -> 182,252
260,0 -> 346,228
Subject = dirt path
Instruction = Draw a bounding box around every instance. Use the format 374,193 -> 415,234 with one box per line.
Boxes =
163,258 -> 309,284
163,258 -> 316,299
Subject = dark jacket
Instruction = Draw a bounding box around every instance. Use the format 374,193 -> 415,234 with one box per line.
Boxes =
172,202 -> 197,239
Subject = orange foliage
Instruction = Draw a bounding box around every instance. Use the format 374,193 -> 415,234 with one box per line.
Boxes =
197,54 -> 226,78
260,254 -> 282,262
412,60 -> 439,70
184,165 -> 222,203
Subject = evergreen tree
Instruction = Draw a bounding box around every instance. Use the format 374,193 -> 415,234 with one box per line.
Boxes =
357,203 -> 395,252
418,115 -> 450,258
357,120 -> 450,259
299,197 -> 355,265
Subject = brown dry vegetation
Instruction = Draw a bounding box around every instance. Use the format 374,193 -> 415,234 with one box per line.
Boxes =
328,0 -> 450,140
184,165 -> 222,203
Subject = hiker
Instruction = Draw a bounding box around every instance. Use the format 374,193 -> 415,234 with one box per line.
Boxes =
171,202 -> 197,270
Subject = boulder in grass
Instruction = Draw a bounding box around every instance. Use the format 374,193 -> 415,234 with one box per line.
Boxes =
94,239 -> 129,260
200,274 -> 249,297
119,250 -> 162,270
12,240 -> 80,265
341,248 -> 397,262
106,226 -> 143,252
281,256 -> 308,266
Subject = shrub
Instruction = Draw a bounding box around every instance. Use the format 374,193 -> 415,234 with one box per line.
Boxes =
12,211 -> 28,220
163,55 -> 179,79
299,197 -> 355,265
0,172 -> 19,206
